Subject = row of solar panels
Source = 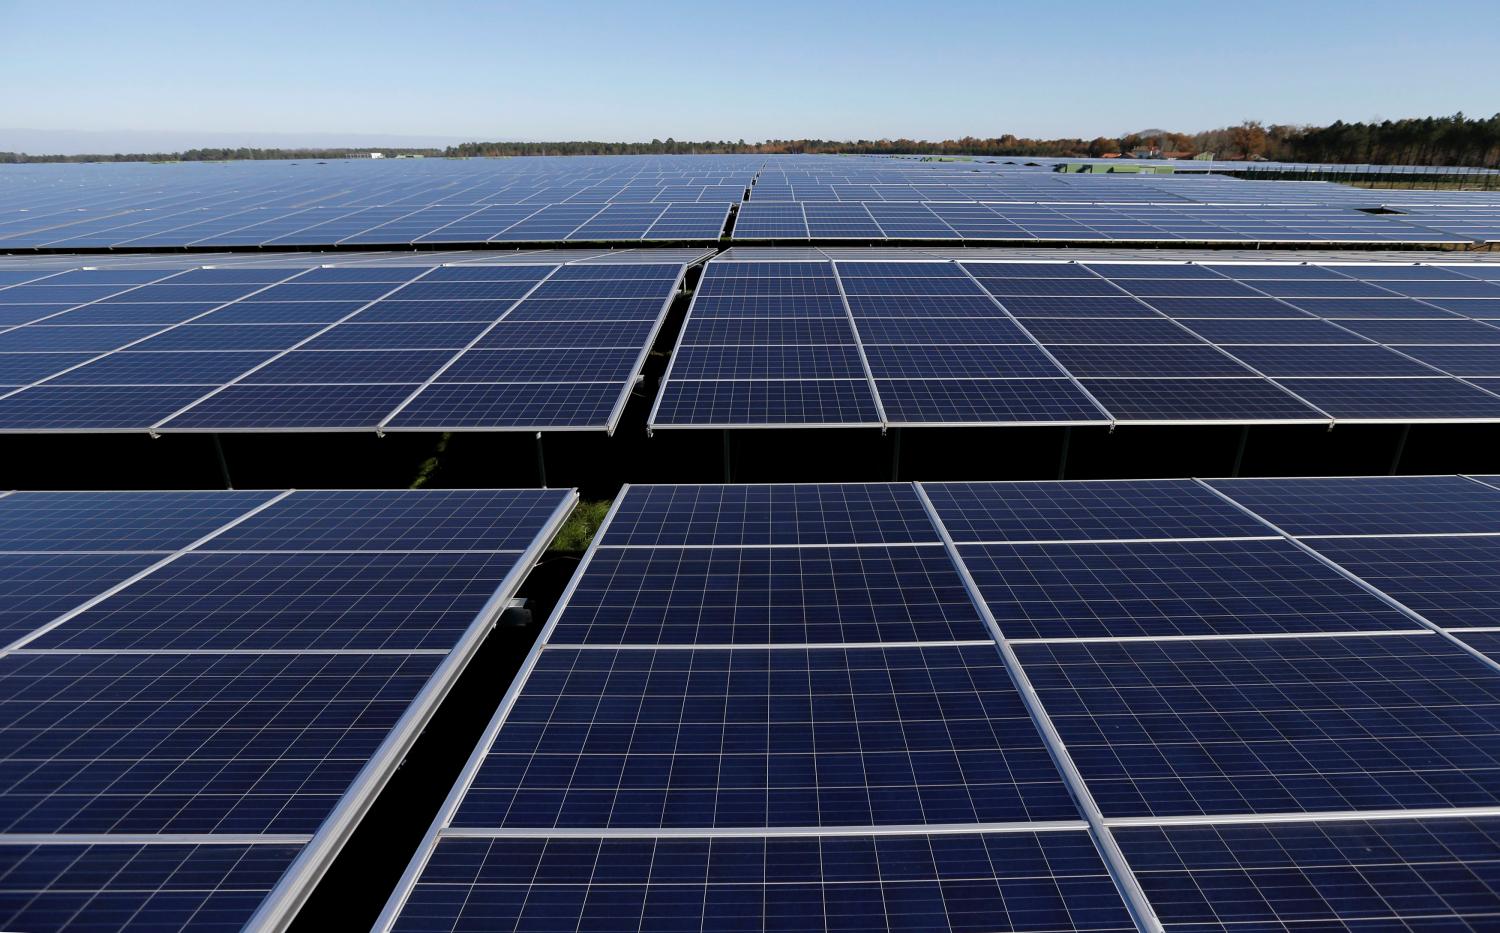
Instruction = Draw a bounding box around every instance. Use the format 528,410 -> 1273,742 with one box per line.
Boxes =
0,259 -> 689,432
6,202 -> 1500,247
15,254 -> 1500,433
375,474 -> 1500,932
732,201 -> 1500,244
0,157 -> 765,213
7,155 -> 1497,217
0,202 -> 736,248
652,257 -> 1500,428
11,477 -> 1500,930
749,172 -> 1500,208
0,486 -> 579,933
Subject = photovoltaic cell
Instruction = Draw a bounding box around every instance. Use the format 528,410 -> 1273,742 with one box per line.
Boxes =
0,491 -> 278,551
961,538 -> 1420,639
391,832 -> 1134,933
1208,475 -> 1500,536
1118,817 -> 1500,931
1307,535 -> 1500,629
548,545 -> 987,645
200,489 -> 566,551
925,479 -> 1271,542
451,645 -> 1079,829
28,551 -> 532,652
0,842 -> 302,933
0,650 -> 445,834
1015,634 -> 1500,818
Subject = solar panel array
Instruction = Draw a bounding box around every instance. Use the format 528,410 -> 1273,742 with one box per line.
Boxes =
0,257 -> 689,433
0,486 -> 576,933
732,201 -> 1468,244
378,475 -> 1500,932
653,257 -> 1500,429
5,155 -> 1500,248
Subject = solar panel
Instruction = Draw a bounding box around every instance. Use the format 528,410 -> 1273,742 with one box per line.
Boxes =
0,487 -> 575,932
1206,475 -> 1500,536
1015,633 -> 1500,818
0,257 -> 690,434
1118,817 -> 1500,930
653,258 -> 1500,429
379,477 -> 1500,932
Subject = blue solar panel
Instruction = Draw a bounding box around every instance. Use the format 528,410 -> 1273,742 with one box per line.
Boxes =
1225,344 -> 1439,376
1274,376 -> 1500,420
0,325 -> 161,353
1137,296 -> 1307,318
985,295 -> 1160,317
1015,633 -> 1500,818
1177,318 -> 1369,344
549,545 -> 986,645
606,483 -> 937,547
0,259 -> 685,433
1401,345 -> 1500,376
864,345 -> 1065,379
0,842 -> 302,933
854,316 -> 1032,344
241,350 -> 454,384
925,479 -> 1270,542
47,302 -> 223,326
387,381 -> 623,429
44,351 -> 273,386
1079,378 -> 1326,422
391,832 -> 1134,933
28,551 -> 531,652
845,294 -> 1008,317
129,324 -> 326,352
436,347 -> 641,383
451,644 -> 1078,829
201,300 -> 370,324
201,489 -> 566,551
692,293 -> 848,317
159,383 -> 418,430
0,352 -> 105,387
0,650 -> 444,834
0,554 -> 161,645
1117,817 -> 1500,931
300,322 -> 488,351
1207,475 -> 1500,536
1045,345 -> 1254,378
960,538 -> 1419,639
878,378 -> 1109,425
652,379 -> 881,426
0,486 -> 574,930
1337,320 -> 1500,345
1305,535 -> 1500,629
670,345 -> 867,380
0,491 -> 278,550
1281,296 -> 1458,318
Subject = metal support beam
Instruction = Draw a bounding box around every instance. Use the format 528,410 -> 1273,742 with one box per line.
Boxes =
722,430 -> 732,483
1231,425 -> 1250,477
889,428 -> 902,481
1389,423 -> 1411,475
534,432 -> 547,488
1056,427 -> 1071,480
211,434 -> 233,490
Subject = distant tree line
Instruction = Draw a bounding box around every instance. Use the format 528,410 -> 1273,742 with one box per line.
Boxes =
4,114 -> 1498,167
447,114 -> 1500,168
0,147 -> 441,164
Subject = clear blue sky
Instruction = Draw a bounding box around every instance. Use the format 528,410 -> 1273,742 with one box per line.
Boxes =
3,0 -> 1496,149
